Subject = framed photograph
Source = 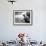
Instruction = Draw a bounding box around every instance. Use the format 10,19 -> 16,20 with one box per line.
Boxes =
13,10 -> 33,25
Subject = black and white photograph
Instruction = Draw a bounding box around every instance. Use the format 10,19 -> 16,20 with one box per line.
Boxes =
13,10 -> 32,25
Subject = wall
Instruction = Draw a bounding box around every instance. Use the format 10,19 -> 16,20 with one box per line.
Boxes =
0,0 -> 46,42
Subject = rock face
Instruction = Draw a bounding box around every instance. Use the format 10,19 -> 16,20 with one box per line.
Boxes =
43,44 -> 46,46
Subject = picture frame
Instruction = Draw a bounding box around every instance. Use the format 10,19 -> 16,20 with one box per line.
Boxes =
13,10 -> 33,26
